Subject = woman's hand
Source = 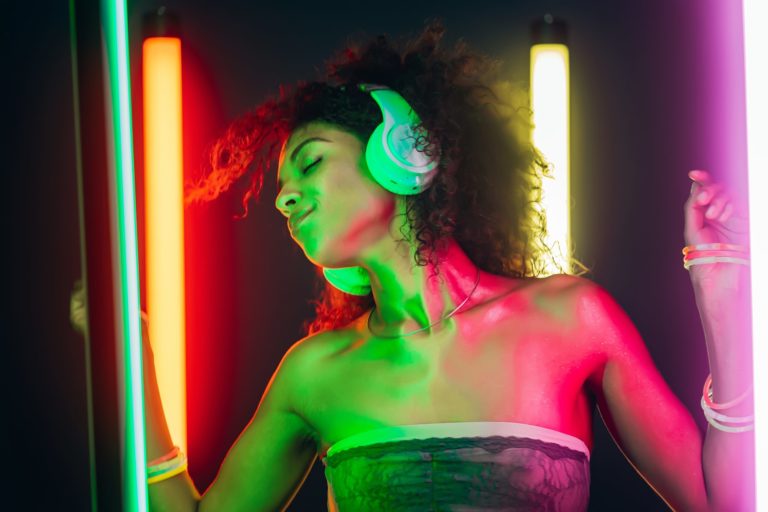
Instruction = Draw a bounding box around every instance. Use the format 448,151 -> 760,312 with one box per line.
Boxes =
69,278 -> 154,361
69,279 -> 88,336
684,169 -> 750,293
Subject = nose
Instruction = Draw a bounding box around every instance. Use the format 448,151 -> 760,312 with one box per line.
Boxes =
275,188 -> 301,218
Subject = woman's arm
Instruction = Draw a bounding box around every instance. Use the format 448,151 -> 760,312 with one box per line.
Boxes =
141,316 -> 201,512
693,264 -> 754,511
145,321 -> 320,512
70,284 -> 319,511
571,168 -> 754,511
572,266 -> 753,511
196,335 -> 319,511
575,280 -> 711,511
685,169 -> 754,510
69,284 -> 202,511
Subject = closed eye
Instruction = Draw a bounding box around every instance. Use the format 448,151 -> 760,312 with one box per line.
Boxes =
302,157 -> 322,174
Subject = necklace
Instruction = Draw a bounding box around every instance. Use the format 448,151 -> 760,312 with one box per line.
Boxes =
367,267 -> 482,338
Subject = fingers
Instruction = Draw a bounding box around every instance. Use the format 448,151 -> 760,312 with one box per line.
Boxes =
687,169 -> 724,210
704,189 -> 729,219
686,168 -> 744,226
718,202 -> 734,223
688,169 -> 712,183
70,303 -> 87,335
70,279 -> 88,335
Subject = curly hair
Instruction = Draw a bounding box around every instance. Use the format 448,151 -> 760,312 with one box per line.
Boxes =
185,19 -> 590,337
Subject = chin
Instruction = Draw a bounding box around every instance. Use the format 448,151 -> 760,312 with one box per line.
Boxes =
304,246 -> 361,271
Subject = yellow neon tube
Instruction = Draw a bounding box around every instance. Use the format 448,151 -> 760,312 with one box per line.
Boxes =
142,36 -> 187,453
530,43 -> 571,275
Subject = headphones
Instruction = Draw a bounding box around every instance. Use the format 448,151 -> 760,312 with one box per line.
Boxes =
321,83 -> 440,296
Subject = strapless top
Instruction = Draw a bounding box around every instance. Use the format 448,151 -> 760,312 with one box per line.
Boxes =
320,421 -> 591,511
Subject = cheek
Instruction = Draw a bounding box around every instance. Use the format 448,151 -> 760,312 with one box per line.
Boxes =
341,196 -> 397,243
298,192 -> 394,266
326,164 -> 393,231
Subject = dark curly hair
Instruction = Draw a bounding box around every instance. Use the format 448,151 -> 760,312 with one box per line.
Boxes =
185,20 -> 590,337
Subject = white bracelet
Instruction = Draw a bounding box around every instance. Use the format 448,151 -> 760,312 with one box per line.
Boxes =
701,397 -> 754,433
704,415 -> 754,433
700,397 -> 754,423
684,256 -> 750,270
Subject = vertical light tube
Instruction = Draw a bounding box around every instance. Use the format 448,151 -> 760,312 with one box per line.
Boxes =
530,40 -> 571,275
143,36 -> 187,454
742,0 -> 767,509
101,0 -> 148,509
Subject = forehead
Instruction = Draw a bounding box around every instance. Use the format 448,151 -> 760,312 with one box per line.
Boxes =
277,124 -> 325,174
280,121 -> 339,156
276,122 -> 358,185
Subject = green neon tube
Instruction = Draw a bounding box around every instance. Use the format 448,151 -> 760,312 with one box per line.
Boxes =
101,0 -> 148,509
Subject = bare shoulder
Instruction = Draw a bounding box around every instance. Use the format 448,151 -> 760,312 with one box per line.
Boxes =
277,325 -> 357,407
538,272 -> 594,294
521,273 -> 598,325
538,273 -> 623,329
527,273 -> 619,382
537,274 -> 645,376
279,329 -> 342,376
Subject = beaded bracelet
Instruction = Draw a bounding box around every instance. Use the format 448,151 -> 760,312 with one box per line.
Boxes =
700,397 -> 754,424
703,414 -> 754,433
148,446 -> 180,466
147,449 -> 188,485
700,373 -> 754,433
702,373 -> 752,410
682,243 -> 749,255
682,243 -> 750,270
148,453 -> 186,476
147,461 -> 188,485
684,245 -> 754,434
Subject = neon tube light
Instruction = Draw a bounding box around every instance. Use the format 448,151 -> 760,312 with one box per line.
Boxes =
742,0 -> 767,509
142,36 -> 188,455
101,0 -> 148,509
530,43 -> 571,274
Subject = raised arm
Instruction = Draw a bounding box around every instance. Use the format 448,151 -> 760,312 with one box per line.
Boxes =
145,328 -> 320,511
573,279 -> 710,511
141,316 -> 201,511
71,283 -> 321,511
196,335 -> 319,511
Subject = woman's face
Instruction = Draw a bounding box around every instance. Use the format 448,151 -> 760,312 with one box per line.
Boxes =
275,121 -> 400,267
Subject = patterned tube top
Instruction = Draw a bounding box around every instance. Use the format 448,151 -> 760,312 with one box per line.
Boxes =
320,421 -> 591,511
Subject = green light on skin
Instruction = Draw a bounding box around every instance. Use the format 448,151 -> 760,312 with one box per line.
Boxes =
101,0 -> 148,509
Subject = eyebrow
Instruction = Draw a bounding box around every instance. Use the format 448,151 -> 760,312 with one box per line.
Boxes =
277,136 -> 331,189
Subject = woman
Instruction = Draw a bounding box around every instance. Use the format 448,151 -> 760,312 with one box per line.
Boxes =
72,21 -> 753,511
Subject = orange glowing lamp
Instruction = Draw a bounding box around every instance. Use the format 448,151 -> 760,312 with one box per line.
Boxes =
142,32 -> 187,453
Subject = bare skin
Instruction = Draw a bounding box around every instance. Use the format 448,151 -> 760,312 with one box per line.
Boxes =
298,274 -> 598,460
68,120 -> 715,510
64,116 -> 720,512
274,121 -> 711,511
274,121 -> 598,459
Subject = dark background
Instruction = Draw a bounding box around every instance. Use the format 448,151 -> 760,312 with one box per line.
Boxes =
6,0 -> 749,509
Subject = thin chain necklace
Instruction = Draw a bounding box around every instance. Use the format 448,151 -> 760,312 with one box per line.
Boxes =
367,268 -> 482,338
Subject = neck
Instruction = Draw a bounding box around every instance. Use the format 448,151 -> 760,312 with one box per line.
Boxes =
357,236 -> 482,337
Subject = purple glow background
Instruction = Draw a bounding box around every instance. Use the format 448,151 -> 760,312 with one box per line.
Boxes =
5,0 -> 753,509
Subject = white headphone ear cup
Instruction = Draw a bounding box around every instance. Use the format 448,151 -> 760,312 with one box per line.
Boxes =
388,124 -> 417,162
365,124 -> 419,194
386,124 -> 435,168
366,123 -> 439,195
359,84 -> 440,195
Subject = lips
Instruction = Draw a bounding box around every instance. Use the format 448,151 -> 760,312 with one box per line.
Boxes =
289,208 -> 314,232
